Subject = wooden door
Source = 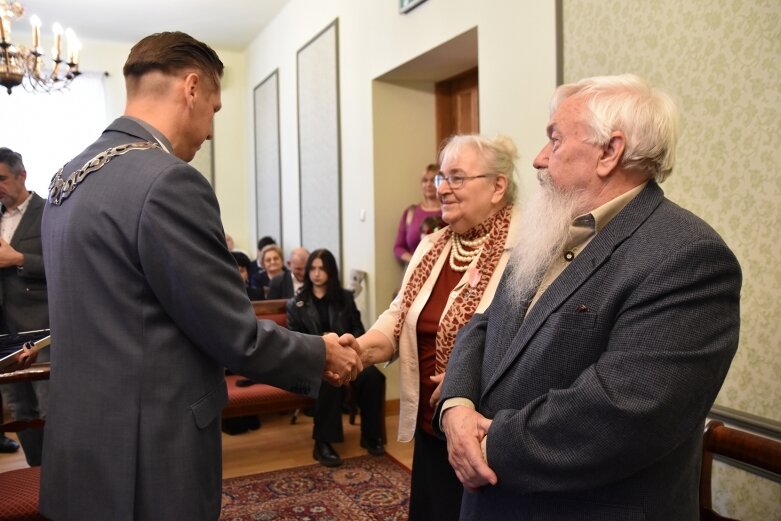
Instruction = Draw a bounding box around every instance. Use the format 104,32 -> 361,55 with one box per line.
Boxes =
435,67 -> 479,153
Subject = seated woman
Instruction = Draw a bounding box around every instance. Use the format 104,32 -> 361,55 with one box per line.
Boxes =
286,249 -> 385,467
251,244 -> 285,297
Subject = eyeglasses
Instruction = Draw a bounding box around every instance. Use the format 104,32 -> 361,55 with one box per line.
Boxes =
434,172 -> 496,189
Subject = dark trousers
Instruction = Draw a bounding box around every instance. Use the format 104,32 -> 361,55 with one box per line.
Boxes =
409,428 -> 463,521
313,365 -> 385,442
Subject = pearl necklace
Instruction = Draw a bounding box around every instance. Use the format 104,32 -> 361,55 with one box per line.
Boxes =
449,232 -> 490,272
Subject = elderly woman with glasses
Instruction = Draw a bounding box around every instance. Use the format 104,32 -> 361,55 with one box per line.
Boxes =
350,134 -> 521,521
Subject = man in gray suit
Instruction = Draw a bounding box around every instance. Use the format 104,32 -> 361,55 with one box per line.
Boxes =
0,147 -> 49,466
40,32 -> 361,521
434,75 -> 741,520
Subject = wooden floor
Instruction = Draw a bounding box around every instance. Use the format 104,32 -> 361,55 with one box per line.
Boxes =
0,408 -> 414,476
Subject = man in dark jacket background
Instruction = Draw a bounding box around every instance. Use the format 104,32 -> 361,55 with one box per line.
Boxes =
0,147 -> 49,466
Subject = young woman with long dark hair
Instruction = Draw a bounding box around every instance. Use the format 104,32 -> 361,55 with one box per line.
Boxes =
286,248 -> 385,466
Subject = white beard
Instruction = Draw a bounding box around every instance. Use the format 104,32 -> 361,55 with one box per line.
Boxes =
507,170 -> 586,304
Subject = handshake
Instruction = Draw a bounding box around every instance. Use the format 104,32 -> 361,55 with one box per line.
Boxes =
321,333 -> 366,386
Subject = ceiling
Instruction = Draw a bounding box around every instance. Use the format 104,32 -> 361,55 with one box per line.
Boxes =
9,0 -> 291,51
379,28 -> 477,82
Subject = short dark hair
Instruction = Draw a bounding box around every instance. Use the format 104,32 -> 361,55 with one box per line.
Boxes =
257,236 -> 276,251
0,147 -> 25,177
231,251 -> 252,271
123,32 -> 224,88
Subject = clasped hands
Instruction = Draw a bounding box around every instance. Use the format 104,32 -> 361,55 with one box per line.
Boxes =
321,332 -> 365,387
441,405 -> 498,491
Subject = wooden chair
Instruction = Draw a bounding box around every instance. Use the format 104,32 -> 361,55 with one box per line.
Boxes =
252,299 -> 289,327
0,364 -> 51,521
223,374 -> 314,424
246,299 -> 312,423
699,420 -> 781,521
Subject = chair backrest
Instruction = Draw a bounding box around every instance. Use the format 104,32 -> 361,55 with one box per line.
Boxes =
0,363 -> 50,433
699,420 -> 781,521
252,299 -> 288,327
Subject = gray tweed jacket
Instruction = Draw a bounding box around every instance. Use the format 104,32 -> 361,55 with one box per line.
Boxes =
435,181 -> 741,521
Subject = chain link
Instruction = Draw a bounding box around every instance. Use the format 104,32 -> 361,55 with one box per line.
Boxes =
48,141 -> 161,206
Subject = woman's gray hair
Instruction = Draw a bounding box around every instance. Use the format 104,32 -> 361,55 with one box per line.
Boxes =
551,74 -> 679,183
439,134 -> 520,204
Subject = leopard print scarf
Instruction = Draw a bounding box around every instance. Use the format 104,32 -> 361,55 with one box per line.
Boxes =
393,205 -> 513,373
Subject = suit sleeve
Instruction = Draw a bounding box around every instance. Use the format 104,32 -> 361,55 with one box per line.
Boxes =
16,199 -> 46,279
19,251 -> 45,279
138,163 -> 324,397
483,239 -> 741,493
433,306 -> 490,437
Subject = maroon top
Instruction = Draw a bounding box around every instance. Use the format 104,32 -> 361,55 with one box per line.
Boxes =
416,254 -> 463,436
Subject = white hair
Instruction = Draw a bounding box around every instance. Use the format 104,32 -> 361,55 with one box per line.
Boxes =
439,134 -> 521,204
551,74 -> 679,182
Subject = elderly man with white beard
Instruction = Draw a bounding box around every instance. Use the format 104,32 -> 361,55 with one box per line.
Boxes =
433,74 -> 742,521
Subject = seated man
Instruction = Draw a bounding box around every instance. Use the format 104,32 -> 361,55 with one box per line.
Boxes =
268,247 -> 309,299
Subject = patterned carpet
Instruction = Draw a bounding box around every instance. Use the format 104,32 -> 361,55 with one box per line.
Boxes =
220,454 -> 411,520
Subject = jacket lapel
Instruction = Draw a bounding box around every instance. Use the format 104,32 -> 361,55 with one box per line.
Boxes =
10,193 -> 43,247
481,182 -> 666,398
302,301 -> 323,335
285,273 -> 294,296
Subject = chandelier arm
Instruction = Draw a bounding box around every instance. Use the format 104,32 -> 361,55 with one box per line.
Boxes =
0,0 -> 82,94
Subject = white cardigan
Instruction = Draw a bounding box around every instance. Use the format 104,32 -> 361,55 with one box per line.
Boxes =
370,207 -> 520,442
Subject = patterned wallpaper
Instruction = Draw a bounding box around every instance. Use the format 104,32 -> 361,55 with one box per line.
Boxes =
562,0 -> 781,519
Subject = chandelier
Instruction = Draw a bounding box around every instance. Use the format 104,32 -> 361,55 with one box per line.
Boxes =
0,0 -> 81,94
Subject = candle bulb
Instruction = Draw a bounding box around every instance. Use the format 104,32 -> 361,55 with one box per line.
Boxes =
65,27 -> 79,63
30,15 -> 41,51
72,39 -> 81,66
52,22 -> 63,62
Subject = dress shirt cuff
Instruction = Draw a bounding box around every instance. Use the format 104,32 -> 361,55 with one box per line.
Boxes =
439,397 -> 476,431
440,398 -> 489,463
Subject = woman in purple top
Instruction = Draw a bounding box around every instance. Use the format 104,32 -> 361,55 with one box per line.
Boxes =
394,164 -> 442,264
